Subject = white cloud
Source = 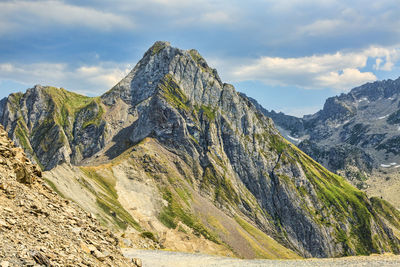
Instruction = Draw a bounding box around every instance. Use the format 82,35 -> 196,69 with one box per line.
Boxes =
0,62 -> 131,96
0,0 -> 134,35
365,47 -> 400,71
216,46 -> 400,92
317,68 -> 376,89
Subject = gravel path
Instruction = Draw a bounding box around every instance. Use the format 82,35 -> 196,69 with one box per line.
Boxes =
123,249 -> 400,267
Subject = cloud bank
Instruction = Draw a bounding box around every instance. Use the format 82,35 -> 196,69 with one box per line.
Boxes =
0,0 -> 134,35
0,62 -> 131,96
218,46 -> 400,92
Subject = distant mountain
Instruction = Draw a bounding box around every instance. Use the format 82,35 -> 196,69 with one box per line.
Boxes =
248,77 -> 400,200
1,41 -> 400,258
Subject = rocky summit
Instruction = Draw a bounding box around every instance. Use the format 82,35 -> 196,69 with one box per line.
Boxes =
0,125 -> 135,266
1,41 -> 400,259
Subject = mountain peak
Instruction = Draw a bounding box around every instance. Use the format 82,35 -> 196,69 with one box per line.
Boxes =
102,41 -> 223,108
148,40 -> 171,55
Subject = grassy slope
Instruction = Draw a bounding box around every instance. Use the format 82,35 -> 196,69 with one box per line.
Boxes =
281,139 -> 399,255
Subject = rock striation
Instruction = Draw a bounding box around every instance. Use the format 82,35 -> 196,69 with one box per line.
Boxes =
0,125 -> 134,266
1,41 -> 400,258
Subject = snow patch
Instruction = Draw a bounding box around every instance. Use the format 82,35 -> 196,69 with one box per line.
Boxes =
378,114 -> 389,120
287,135 -> 301,142
358,97 -> 369,103
380,163 -> 398,168
334,120 -> 350,128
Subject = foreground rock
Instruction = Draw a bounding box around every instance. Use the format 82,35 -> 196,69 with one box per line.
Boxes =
0,125 -> 134,266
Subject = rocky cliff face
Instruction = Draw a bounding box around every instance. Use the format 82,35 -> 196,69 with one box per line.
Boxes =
1,41 -> 400,258
0,86 -> 109,170
0,124 -> 134,266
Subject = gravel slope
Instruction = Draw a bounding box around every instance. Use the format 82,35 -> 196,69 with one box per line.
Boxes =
124,249 -> 400,267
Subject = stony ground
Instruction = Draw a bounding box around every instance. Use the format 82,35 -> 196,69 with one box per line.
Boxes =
0,125 -> 135,266
124,249 -> 400,267
365,170 -> 400,209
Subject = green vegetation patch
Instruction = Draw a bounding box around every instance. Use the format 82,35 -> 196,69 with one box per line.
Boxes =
188,49 -> 213,74
79,98 -> 105,129
158,74 -> 190,112
371,197 -> 400,229
40,86 -> 105,142
96,196 -> 140,230
140,231 -> 158,242
80,167 -> 117,199
152,42 -> 166,55
291,148 -> 379,255
44,178 -> 66,198
269,134 -> 287,154
201,166 -> 240,204
43,87 -> 94,129
200,105 -> 216,121
14,118 -> 33,154
8,92 -> 23,113
80,167 -> 141,231
159,187 -> 220,243
235,216 -> 300,259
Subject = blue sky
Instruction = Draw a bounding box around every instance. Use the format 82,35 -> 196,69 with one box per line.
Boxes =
1,0 -> 400,116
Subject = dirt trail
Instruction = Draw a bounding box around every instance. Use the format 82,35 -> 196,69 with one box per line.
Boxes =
124,249 -> 400,267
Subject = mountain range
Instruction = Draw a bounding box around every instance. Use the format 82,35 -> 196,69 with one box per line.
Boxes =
251,77 -> 400,208
1,41 -> 400,259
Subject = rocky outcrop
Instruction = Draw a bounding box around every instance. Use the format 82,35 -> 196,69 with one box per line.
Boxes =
0,125 -> 134,266
0,87 -> 109,170
1,42 -> 400,258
